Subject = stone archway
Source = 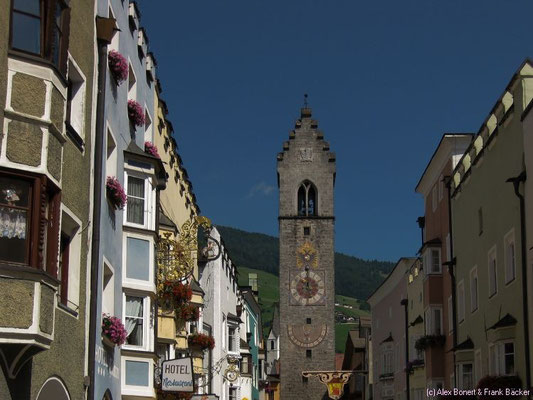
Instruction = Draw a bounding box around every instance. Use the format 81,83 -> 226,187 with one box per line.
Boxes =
36,377 -> 70,400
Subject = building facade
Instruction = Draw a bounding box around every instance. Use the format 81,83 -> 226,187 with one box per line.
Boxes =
277,105 -> 336,400
90,1 -> 166,399
451,60 -> 533,391
0,0 -> 96,399
368,258 -> 415,400
199,227 -> 242,399
406,259 -> 426,400
415,134 -> 472,389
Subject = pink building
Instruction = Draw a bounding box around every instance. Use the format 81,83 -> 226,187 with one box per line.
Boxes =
368,258 -> 416,400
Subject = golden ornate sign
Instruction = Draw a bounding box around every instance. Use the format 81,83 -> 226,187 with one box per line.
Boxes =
301,371 -> 357,400
157,216 -> 219,290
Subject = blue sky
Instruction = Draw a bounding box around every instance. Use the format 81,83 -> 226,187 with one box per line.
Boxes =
138,0 -> 533,262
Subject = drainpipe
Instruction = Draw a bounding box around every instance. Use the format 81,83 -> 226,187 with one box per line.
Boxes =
506,171 -> 531,393
444,176 -> 458,387
401,299 -> 410,400
88,16 -> 114,400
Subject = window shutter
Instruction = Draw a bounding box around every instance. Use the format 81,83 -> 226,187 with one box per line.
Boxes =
59,5 -> 70,75
44,0 -> 56,61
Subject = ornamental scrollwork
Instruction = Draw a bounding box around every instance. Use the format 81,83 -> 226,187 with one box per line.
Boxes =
157,216 -> 221,289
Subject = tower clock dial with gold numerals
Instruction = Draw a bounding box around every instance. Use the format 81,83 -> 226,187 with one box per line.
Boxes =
290,270 -> 325,305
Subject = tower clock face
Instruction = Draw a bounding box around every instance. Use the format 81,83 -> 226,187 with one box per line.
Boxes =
296,242 -> 318,269
288,324 -> 327,348
290,270 -> 325,305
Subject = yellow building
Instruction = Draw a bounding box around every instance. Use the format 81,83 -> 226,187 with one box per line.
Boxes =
153,79 -> 209,392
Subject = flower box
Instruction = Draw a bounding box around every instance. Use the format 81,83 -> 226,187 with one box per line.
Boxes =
415,334 -> 446,351
158,281 -> 192,310
188,333 -> 215,350
127,99 -> 145,127
178,304 -> 200,322
101,314 -> 127,347
108,50 -> 128,84
144,141 -> 160,158
106,176 -> 127,210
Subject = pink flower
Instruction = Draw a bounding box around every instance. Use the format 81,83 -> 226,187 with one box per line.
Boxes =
106,176 -> 127,210
102,314 -> 127,346
144,141 -> 160,158
108,50 -> 129,84
127,100 -> 145,127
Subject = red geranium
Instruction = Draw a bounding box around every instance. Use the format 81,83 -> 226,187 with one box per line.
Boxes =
108,50 -> 128,84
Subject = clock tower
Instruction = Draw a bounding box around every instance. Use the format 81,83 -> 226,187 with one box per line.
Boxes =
277,103 -> 336,399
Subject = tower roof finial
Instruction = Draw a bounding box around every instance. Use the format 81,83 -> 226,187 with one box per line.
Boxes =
301,93 -> 311,118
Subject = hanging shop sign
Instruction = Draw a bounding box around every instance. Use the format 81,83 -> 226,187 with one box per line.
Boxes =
161,357 -> 194,392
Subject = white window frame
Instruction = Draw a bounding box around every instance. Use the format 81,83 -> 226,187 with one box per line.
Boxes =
59,205 -> 82,314
457,362 -> 473,389
488,246 -> 498,297
122,232 -> 155,291
121,355 -> 154,397
470,266 -> 478,312
102,257 -> 115,316
108,3 -> 119,52
144,106 -> 153,143
122,293 -> 153,352
457,280 -> 465,323
424,248 -> 441,275
425,306 -> 443,335
66,55 -> 87,140
128,59 -> 137,101
504,229 -> 516,284
123,170 -> 156,230
489,341 -> 515,375
105,122 -> 118,179
227,322 -> 240,356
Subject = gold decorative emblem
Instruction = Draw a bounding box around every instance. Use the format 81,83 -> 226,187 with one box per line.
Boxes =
288,324 -> 327,348
157,216 -> 220,290
224,363 -> 239,382
296,241 -> 318,269
301,371 -> 357,400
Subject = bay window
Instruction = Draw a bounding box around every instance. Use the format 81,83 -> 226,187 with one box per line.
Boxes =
124,171 -> 155,230
424,248 -> 441,275
124,295 -> 150,349
489,341 -> 515,375
123,233 -> 154,290
10,0 -> 71,74
458,363 -> 473,389
121,356 -> 154,397
0,170 -> 60,275
425,307 -> 442,335
0,175 -> 32,264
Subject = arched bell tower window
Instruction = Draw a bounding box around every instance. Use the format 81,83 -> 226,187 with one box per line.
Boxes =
298,181 -> 317,216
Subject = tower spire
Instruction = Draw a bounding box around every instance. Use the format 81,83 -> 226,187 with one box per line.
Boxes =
301,93 -> 312,118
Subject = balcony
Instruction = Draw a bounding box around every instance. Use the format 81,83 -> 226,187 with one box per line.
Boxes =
0,265 -> 58,378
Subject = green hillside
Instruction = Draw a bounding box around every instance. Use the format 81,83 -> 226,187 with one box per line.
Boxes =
218,225 -> 394,301
237,266 -> 369,354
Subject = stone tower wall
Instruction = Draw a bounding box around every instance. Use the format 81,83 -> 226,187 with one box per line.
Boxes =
277,108 -> 336,400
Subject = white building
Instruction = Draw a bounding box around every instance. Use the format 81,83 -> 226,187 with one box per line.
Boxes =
199,227 -> 242,399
